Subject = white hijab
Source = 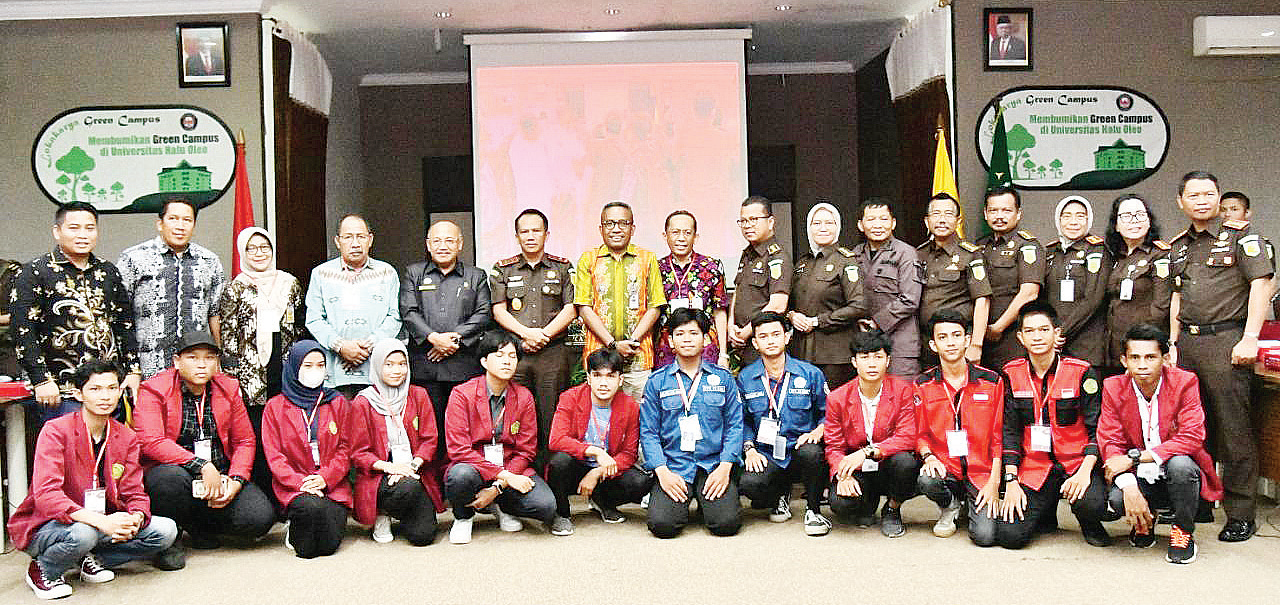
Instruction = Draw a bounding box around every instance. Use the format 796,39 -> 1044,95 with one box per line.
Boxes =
805,202 -> 842,255
233,227 -> 296,359
359,339 -> 412,454
1054,195 -> 1094,249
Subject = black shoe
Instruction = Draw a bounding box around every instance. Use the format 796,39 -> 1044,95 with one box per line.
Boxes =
189,533 -> 222,550
152,543 -> 187,571
1218,518 -> 1256,542
1130,528 -> 1156,548
1167,525 -> 1197,564
1195,501 -> 1215,524
1034,513 -> 1059,535
1080,520 -> 1113,547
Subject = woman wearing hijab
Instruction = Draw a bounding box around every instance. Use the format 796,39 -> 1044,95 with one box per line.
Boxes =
1103,194 -> 1172,375
217,227 -> 304,505
787,202 -> 868,389
1043,196 -> 1112,366
348,338 -> 442,545
262,341 -> 351,558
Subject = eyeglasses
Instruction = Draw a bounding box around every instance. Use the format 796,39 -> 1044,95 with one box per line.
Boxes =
1117,211 -> 1148,223
736,215 -> 770,227
601,220 -> 633,229
337,233 -> 370,242
244,244 -> 272,254
927,209 -> 958,218
429,237 -> 460,246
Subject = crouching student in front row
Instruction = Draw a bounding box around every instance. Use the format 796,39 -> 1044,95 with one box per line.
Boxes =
445,330 -> 557,544
545,348 -> 652,534
263,341 -> 353,559
8,360 -> 177,600
349,338 -> 443,545
825,330 -> 920,538
641,307 -> 743,538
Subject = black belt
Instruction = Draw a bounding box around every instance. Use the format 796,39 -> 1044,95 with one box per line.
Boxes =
1181,319 -> 1244,336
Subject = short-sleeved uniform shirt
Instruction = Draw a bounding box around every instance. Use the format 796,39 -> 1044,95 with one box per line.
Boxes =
573,244 -> 667,372
789,246 -> 867,365
976,229 -> 1046,319
490,253 -> 575,338
733,237 -> 792,327
917,237 -> 992,326
1105,240 -> 1172,364
655,253 -> 728,368
1171,217 -> 1275,326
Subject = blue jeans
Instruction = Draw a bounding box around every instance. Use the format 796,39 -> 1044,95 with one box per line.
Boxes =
25,396 -> 81,425
27,517 -> 177,577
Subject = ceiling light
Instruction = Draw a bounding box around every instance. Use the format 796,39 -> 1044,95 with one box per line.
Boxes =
604,8 -> 621,15
775,4 -> 791,11
1262,30 -> 1276,37
435,10 -> 451,18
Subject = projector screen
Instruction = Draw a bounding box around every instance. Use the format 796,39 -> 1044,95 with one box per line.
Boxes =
466,31 -> 750,272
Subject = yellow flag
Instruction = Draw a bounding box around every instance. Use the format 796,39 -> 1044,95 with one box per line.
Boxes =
932,123 -> 964,238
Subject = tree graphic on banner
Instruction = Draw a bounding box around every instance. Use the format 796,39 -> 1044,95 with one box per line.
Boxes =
55,146 -> 95,202
1007,125 -> 1036,180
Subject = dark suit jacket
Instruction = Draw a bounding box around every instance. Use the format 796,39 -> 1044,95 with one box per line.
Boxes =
399,261 -> 491,382
185,52 -> 225,76
988,36 -> 1026,60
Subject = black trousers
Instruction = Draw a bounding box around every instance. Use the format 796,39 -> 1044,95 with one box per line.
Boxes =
544,452 -> 653,517
829,451 -> 920,519
513,341 -> 571,462
377,475 -> 438,545
246,405 -> 280,514
1105,455 -> 1203,533
143,464 -> 275,539
816,364 -> 856,392
740,443 -> 827,513
993,464 -> 1107,549
647,466 -> 741,538
417,379 -> 468,462
285,493 -> 348,559
444,463 -> 557,524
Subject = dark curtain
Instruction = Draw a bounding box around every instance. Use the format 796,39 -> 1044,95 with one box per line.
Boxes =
272,35 -> 328,291
892,78 -> 950,246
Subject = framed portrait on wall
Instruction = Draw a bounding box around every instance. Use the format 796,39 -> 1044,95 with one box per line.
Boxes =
984,8 -> 1032,71
177,22 -> 230,87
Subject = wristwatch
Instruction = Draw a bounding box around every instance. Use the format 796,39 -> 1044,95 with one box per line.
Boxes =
742,440 -> 756,453
1003,471 -> 1018,483
1127,448 -> 1142,465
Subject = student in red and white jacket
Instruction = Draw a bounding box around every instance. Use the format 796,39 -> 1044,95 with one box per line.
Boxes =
262,340 -> 352,559
825,330 -> 919,537
1098,323 -> 1224,564
134,331 -> 273,568
8,361 -> 177,600
348,338 -> 442,546
913,309 -> 1004,545
997,302 -> 1109,549
545,348 -> 650,534
444,330 -> 556,544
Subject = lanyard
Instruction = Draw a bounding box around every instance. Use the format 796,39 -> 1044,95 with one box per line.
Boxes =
88,423 -> 110,490
1137,388 -> 1160,447
300,396 -> 322,441
674,369 -> 702,415
761,372 -> 789,419
670,260 -> 693,296
1029,366 -> 1054,427
195,390 -> 208,439
942,379 -> 963,432
588,406 -> 610,447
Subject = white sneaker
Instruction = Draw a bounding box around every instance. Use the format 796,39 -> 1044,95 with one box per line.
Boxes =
640,493 -> 650,509
933,500 -> 962,538
283,521 -> 294,551
449,517 -> 473,544
371,514 -> 393,543
491,506 -> 523,532
804,510 -> 832,536
79,554 -> 114,583
769,495 -> 793,523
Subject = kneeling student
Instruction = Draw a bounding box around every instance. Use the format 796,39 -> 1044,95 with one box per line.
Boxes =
737,311 -> 830,535
825,330 -> 919,537
444,330 -> 557,544
546,348 -> 651,533
641,307 -> 744,538
1098,324 -> 1224,564
913,310 -> 1004,544
349,339 -> 443,545
9,360 -> 178,600
262,341 -> 353,559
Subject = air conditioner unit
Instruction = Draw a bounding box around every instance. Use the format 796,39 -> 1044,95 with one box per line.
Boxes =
1193,16 -> 1280,56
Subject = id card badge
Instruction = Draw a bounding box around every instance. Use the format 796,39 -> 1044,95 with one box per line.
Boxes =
84,488 -> 107,514
1030,425 -> 1052,452
194,438 -> 212,461
309,440 -> 321,467
772,436 -> 787,460
679,414 -> 702,452
192,479 -> 207,499
390,444 -> 412,466
1119,278 -> 1134,301
861,457 -> 880,472
1137,462 -> 1162,482
483,443 -> 504,465
669,297 -> 689,310
756,417 -> 781,447
689,296 -> 704,310
628,291 -> 640,310
1060,279 -> 1076,302
946,429 -> 969,458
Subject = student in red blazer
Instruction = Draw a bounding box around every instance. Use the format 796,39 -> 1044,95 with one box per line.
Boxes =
133,332 -> 274,567
262,341 -> 352,559
545,348 -> 650,533
349,338 -> 442,546
444,331 -> 556,544
9,361 -> 177,600
825,331 -> 919,537
1098,323 -> 1224,564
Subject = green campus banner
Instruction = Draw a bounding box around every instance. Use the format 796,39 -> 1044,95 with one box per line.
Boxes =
31,105 -> 236,213
975,87 -> 1170,190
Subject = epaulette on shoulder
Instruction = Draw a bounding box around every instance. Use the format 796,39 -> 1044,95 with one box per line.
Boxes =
544,253 -> 569,264
1017,229 -> 1036,240
837,247 -> 855,257
1085,234 -> 1103,245
495,255 -> 521,267
1152,240 -> 1170,250
1172,229 -> 1189,241
959,241 -> 979,253
1223,219 -> 1249,230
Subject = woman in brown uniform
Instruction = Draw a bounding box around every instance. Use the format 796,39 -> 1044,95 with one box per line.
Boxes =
1043,195 -> 1112,367
1103,194 -> 1171,375
788,202 -> 867,389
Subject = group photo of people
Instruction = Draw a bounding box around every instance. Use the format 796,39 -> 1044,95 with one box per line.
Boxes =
1,170 -> 1272,599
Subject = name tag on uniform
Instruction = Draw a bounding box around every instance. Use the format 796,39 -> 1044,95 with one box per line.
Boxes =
974,393 -> 989,402
1013,390 -> 1033,399
946,429 -> 968,458
756,417 -> 780,448
1119,278 -> 1134,301
772,436 -> 787,460
484,443 -> 504,466
679,414 -> 702,452
194,438 -> 212,461
310,440 -> 321,467
1030,425 -> 1052,452
1060,278 -> 1075,302
84,488 -> 107,514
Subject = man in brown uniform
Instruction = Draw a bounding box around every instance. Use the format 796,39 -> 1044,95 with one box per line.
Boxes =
852,199 -> 923,379
917,193 -> 991,368
1043,196 -> 1111,367
491,209 -> 578,460
730,196 -> 792,366
977,186 -> 1046,370
790,239 -> 867,390
1169,171 -> 1273,543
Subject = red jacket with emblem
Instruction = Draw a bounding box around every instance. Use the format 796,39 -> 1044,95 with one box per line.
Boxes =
349,386 -> 444,522
1001,356 -> 1100,490
547,383 -> 640,472
1097,366 -> 1223,501
825,374 -> 916,477
913,364 -> 1005,488
134,368 -> 256,479
445,376 -> 537,480
262,394 -> 352,509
